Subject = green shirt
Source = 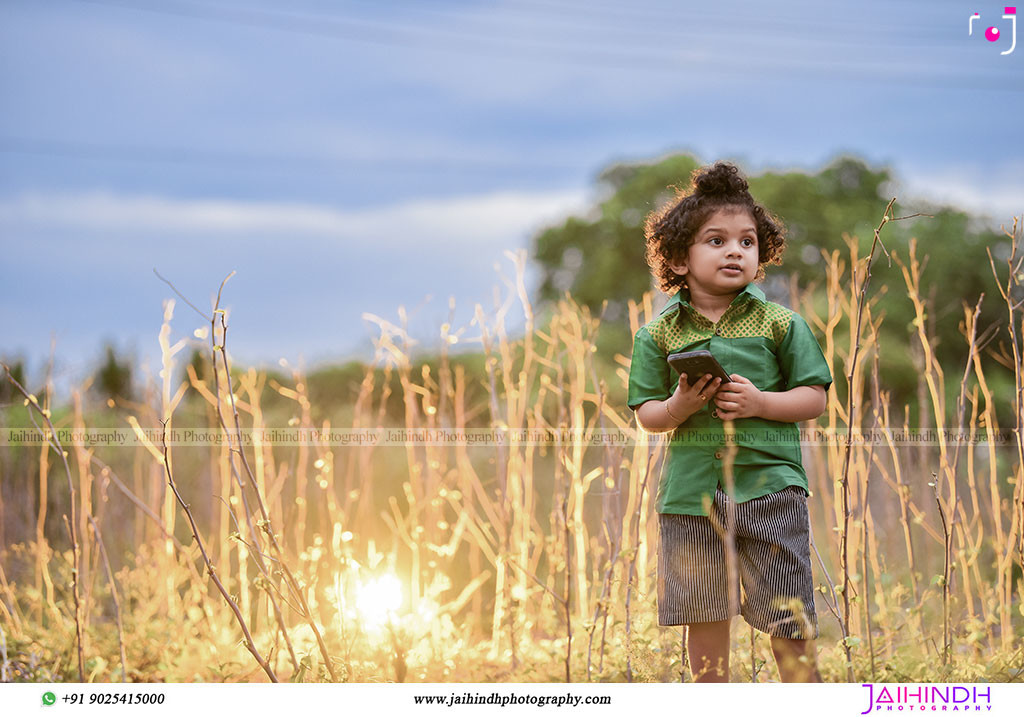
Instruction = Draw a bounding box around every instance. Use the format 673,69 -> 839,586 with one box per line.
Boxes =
627,283 -> 833,516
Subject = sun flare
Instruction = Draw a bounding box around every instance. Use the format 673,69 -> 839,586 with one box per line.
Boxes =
355,574 -> 403,627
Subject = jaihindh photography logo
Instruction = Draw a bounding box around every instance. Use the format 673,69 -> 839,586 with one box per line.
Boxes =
969,7 -> 1017,54
859,684 -> 993,713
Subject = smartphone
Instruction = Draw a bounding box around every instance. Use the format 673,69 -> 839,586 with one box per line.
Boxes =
666,350 -> 732,386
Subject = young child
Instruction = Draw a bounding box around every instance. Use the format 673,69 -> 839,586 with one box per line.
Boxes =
627,161 -> 832,683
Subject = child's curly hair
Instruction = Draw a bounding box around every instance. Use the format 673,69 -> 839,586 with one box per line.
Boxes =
643,161 -> 786,294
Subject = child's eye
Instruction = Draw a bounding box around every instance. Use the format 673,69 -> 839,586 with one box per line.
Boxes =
742,237 -> 756,247
709,237 -> 723,245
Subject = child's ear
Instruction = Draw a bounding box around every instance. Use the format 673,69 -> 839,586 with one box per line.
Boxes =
667,253 -> 688,277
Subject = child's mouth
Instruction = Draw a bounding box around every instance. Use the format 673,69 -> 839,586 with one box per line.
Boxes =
720,265 -> 742,276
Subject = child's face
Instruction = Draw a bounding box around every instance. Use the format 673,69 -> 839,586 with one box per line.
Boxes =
669,207 -> 759,296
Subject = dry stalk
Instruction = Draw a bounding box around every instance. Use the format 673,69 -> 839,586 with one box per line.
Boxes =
87,454 -> 218,635
969,320 -> 1014,651
561,447 -> 573,682
155,270 -> 302,676
157,419 -> 278,682
897,241 -> 989,668
930,474 -> 952,667
584,336 -> 623,681
750,626 -> 757,682
623,454 -> 651,684
0,563 -> 24,636
213,309 -> 335,679
472,301 -> 512,651
873,393 -> 921,628
86,515 -> 126,681
836,199 -> 929,681
3,363 -> 85,681
986,217 -> 1024,575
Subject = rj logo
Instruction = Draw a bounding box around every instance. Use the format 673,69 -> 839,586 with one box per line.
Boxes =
970,7 -> 1017,55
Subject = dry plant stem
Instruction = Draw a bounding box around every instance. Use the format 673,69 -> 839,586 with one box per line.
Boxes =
861,461 -> 876,680
507,556 -> 572,679
3,363 -> 85,681
562,483 -> 573,682
89,457 -> 188,552
212,318 -> 298,660
88,455 -> 218,635
159,270 -> 301,674
0,624 -> 11,681
217,496 -> 305,636
157,420 -> 279,682
949,295 -> 985,489
864,326 -> 883,681
0,563 -> 25,635
874,399 -> 920,623
212,315 -> 326,678
994,229 -> 1024,649
28,405 -> 65,630
897,243 -> 958,659
34,419 -> 49,629
750,627 -> 757,682
987,218 -> 1024,567
586,367 -> 621,681
808,521 -> 847,641
587,522 -> 620,680
87,515 -> 127,681
624,453 -> 653,683
837,199 -> 927,680
931,475 -> 951,667
36,343 -> 57,631
901,245 -> 987,667
949,301 -> 986,642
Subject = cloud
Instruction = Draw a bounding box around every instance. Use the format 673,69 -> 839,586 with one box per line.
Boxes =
897,162 -> 1024,226
0,188 -> 592,247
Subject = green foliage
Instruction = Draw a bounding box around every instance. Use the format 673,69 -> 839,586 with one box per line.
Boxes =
91,345 -> 134,403
533,155 -> 702,319
0,358 -> 26,405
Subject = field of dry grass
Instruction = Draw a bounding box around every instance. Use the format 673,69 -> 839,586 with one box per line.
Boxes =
1,214 -> 1022,683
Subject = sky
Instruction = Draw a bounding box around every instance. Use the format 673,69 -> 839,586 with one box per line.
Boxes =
1,0 -> 1022,396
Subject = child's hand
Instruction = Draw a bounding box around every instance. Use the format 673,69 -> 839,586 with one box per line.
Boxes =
668,373 -> 723,423
713,374 -> 763,420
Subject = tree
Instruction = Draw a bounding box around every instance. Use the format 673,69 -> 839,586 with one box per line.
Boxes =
92,344 -> 134,403
533,155 -> 703,324
0,358 -> 26,404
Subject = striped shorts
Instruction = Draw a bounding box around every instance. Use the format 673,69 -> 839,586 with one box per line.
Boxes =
657,485 -> 818,639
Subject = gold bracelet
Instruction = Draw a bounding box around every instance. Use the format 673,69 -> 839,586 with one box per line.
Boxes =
665,401 -> 682,423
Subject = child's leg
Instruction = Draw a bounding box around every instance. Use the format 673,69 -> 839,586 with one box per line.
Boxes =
686,619 -> 731,682
770,636 -> 822,683
732,486 -> 822,682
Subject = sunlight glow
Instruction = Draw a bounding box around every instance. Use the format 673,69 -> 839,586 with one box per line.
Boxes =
355,574 -> 403,627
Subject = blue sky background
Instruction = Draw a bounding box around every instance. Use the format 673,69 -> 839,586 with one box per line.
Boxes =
1,0 -> 1022,396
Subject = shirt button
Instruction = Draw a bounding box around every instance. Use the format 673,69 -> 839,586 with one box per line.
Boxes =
714,450 -> 723,460
711,409 -> 719,419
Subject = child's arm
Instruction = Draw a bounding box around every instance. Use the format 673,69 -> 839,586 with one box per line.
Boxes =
636,373 -> 724,432
713,374 -> 826,422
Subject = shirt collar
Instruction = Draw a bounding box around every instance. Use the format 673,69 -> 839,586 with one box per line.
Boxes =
661,282 -> 766,314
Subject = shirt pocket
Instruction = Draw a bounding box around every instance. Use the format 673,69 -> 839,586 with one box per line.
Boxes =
729,338 -> 783,392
